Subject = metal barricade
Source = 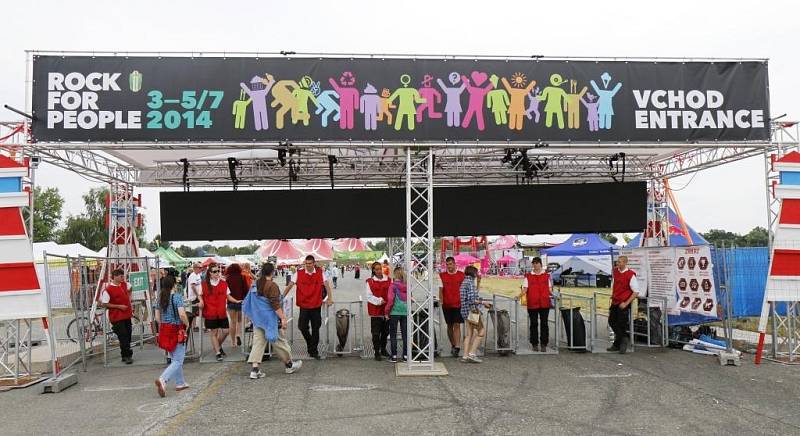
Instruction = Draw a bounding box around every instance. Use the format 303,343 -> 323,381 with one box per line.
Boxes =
631,296 -> 669,348
483,294 -> 518,355
557,293 -> 594,353
325,299 -> 365,358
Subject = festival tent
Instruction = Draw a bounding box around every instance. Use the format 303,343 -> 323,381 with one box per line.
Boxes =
496,255 -> 517,265
627,208 -> 709,247
332,238 -> 368,252
542,233 -> 619,275
453,253 -> 481,268
489,235 -> 518,251
295,239 -> 335,261
153,247 -> 188,267
33,242 -> 103,262
257,239 -> 305,265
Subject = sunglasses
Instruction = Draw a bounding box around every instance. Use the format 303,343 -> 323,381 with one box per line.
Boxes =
210,270 -> 220,273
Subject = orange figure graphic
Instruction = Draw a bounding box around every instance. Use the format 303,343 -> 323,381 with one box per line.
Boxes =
377,88 -> 396,126
501,72 -> 537,131
566,80 -> 588,129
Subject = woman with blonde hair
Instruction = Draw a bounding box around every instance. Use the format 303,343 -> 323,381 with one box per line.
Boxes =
384,266 -> 409,363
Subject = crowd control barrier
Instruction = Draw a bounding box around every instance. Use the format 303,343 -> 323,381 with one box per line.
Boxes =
325,298 -> 365,358
557,293 -> 594,353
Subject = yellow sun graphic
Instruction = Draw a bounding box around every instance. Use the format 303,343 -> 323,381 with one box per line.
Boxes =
511,72 -> 527,88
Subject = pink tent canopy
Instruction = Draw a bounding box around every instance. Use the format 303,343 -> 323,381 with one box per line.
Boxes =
332,238 -> 368,252
258,240 -> 304,264
490,235 -> 518,251
453,253 -> 481,268
496,255 -> 517,265
295,239 -> 334,261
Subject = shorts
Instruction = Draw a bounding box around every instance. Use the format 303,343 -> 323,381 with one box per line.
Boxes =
442,307 -> 463,325
204,317 -> 229,330
190,299 -> 200,316
227,302 -> 242,311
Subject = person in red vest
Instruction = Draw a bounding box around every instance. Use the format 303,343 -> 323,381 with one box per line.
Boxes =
283,255 -> 334,359
609,255 -> 640,354
199,263 -> 238,362
366,261 -> 391,361
99,268 -> 134,364
439,256 -> 465,357
518,257 -> 553,352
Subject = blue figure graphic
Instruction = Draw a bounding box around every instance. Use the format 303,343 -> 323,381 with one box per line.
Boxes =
590,72 -> 622,130
311,81 -> 341,128
239,74 -> 275,131
437,72 -> 467,127
525,86 -> 542,123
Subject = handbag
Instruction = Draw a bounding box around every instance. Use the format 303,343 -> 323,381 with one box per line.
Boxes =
467,309 -> 482,326
173,294 -> 188,344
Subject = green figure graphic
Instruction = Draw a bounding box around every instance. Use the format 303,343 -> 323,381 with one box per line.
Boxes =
565,80 -> 588,129
537,73 -> 569,129
291,76 -> 320,126
387,74 -> 426,131
232,89 -> 252,129
486,74 -> 509,125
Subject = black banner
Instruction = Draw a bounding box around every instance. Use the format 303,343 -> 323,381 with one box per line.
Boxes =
160,182 -> 646,241
32,55 -> 770,143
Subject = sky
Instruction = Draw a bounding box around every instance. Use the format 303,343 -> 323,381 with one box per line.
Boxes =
3,0 -> 798,244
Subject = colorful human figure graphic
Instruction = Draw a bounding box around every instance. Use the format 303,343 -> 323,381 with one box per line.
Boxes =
377,88 -> 396,126
270,79 -> 298,129
437,72 -> 466,127
291,76 -> 319,126
501,72 -> 537,131
525,87 -> 542,123
565,80 -> 588,130
486,75 -> 509,126
232,89 -> 252,130
310,81 -> 340,128
590,72 -> 623,129
461,71 -> 494,131
416,74 -> 442,122
537,73 -> 569,129
580,92 -> 600,132
387,74 -> 426,131
328,72 -> 360,130
359,83 -> 381,131
239,74 -> 275,131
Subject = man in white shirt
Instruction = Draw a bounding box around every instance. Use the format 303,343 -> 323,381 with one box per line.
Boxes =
185,262 -> 203,329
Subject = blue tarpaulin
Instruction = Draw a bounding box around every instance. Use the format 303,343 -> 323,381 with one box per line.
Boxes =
713,247 -> 769,318
542,233 -> 619,256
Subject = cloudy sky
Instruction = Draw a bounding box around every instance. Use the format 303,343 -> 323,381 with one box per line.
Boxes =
3,0 -> 798,243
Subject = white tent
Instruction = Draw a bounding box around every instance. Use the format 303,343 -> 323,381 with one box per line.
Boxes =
33,242 -> 103,262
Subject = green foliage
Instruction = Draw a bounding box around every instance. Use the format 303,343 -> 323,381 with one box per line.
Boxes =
701,227 -> 769,247
58,187 -> 108,251
22,186 -> 64,242
599,233 -> 618,245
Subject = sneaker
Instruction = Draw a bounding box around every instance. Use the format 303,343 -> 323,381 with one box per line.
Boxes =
619,337 -> 629,355
607,344 -> 620,352
236,337 -> 242,347
219,348 -> 227,357
155,379 -> 166,398
285,360 -> 303,374
176,385 -> 191,392
215,352 -> 224,362
388,356 -> 398,363
531,343 -> 539,352
249,369 -> 266,379
460,356 -> 470,363
310,352 -> 321,360
450,347 -> 460,358
467,354 -> 483,363
374,354 -> 383,361
540,345 -> 548,353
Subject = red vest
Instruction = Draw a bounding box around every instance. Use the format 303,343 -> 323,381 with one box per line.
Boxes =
106,282 -> 132,323
439,271 -> 465,308
612,268 -> 637,305
525,272 -> 552,309
296,268 -> 324,309
366,277 -> 391,317
202,279 -> 228,320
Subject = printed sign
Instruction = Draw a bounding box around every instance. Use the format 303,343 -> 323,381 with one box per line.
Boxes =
31,55 -> 770,143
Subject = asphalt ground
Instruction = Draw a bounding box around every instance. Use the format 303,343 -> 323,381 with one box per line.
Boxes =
1,272 -> 799,435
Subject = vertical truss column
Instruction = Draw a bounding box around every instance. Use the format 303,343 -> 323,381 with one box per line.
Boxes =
405,147 -> 436,370
642,179 -> 669,247
386,237 -> 403,267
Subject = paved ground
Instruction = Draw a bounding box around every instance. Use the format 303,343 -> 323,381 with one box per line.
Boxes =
2,272 -> 800,435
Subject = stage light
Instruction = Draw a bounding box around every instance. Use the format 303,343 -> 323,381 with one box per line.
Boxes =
328,155 -> 337,189
227,157 -> 241,191
179,158 -> 190,192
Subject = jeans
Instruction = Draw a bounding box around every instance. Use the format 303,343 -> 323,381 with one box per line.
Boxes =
527,308 -> 550,347
609,304 -> 631,347
160,343 -> 186,386
370,317 -> 389,356
388,315 -> 408,358
111,319 -> 133,358
298,307 -> 322,356
332,277 -> 338,289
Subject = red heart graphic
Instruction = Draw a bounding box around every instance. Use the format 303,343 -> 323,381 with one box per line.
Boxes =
470,71 -> 488,86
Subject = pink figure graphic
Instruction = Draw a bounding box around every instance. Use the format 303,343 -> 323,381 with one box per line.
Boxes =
416,74 -> 442,122
359,83 -> 381,131
328,72 -> 360,129
461,71 -> 494,131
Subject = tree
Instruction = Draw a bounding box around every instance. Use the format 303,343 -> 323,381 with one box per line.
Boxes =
599,233 -> 618,245
739,226 -> 769,247
22,186 -> 64,242
701,229 -> 741,248
59,187 -> 108,251
148,234 -> 171,251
